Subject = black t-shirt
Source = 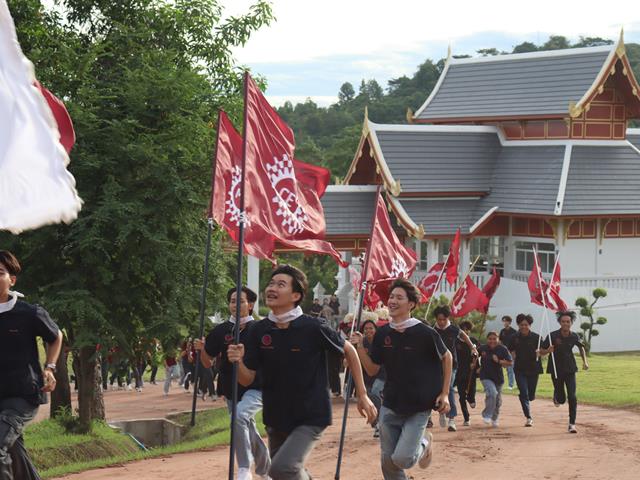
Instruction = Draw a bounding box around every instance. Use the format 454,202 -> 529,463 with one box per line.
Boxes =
455,335 -> 479,376
478,344 -> 512,386
370,323 -> 448,415
541,330 -> 584,375
508,331 -> 543,375
204,320 -> 261,399
0,301 -> 60,405
244,314 -> 344,433
362,337 -> 386,387
499,326 -> 518,347
435,324 -> 461,369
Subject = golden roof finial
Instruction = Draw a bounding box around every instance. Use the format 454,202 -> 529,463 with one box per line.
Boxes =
406,107 -> 414,124
447,43 -> 452,60
616,27 -> 626,57
362,106 -> 370,135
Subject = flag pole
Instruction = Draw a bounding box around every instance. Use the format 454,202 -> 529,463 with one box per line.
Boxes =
335,184 -> 381,480
533,247 -> 558,379
190,110 -> 224,426
228,71 -> 251,480
422,252 -> 449,323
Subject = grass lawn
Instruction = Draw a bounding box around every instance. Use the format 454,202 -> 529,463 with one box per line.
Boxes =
500,352 -> 640,409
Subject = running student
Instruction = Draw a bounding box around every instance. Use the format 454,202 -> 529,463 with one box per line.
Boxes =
478,331 -> 513,427
195,286 -> 269,480
455,320 -> 479,426
433,305 -> 478,432
499,315 -> 517,389
352,279 -> 452,480
227,265 -> 376,480
538,311 -> 589,434
358,319 -> 386,438
508,314 -> 542,427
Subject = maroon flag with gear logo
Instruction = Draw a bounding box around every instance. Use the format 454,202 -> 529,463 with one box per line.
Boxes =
451,276 -> 489,318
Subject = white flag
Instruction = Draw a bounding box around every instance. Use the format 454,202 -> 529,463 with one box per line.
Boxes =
0,0 -> 82,234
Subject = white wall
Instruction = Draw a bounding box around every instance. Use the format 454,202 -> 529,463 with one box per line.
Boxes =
597,237 -> 640,276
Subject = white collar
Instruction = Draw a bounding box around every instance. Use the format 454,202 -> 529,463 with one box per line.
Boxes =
389,317 -> 422,332
229,315 -> 253,326
0,291 -> 22,314
268,306 -> 303,324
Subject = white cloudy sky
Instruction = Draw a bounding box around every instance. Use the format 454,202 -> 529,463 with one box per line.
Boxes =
224,0 -> 640,106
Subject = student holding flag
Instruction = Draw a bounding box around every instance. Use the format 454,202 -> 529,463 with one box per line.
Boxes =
352,279 -> 452,480
227,264 -> 376,480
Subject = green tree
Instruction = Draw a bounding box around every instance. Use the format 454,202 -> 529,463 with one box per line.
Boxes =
542,35 -> 571,50
575,288 -> 608,355
573,36 -> 614,48
477,47 -> 500,56
338,82 -> 355,104
512,41 -> 538,53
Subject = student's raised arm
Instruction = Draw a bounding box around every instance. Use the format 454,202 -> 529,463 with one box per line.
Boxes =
227,344 -> 257,386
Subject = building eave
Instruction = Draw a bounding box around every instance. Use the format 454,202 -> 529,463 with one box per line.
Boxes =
412,47 -> 452,120
387,195 -> 425,239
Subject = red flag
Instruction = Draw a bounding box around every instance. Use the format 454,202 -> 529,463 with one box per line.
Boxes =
451,276 -> 489,318
365,194 -> 417,284
293,160 -> 331,197
242,75 -> 346,266
417,262 -> 444,303
445,228 -> 461,286
548,260 -> 568,311
527,252 -> 551,307
35,82 -> 76,154
364,283 -> 382,310
481,267 -> 501,313
348,266 -> 362,299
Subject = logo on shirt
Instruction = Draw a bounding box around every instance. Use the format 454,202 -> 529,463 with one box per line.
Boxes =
384,336 -> 392,347
262,334 -> 272,347
224,334 -> 233,344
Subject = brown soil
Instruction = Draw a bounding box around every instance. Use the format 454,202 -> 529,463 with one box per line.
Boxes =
49,384 -> 640,480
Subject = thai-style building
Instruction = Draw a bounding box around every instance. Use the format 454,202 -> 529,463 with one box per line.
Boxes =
318,34 -> 640,352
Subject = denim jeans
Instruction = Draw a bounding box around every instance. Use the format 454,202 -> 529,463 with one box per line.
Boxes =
379,406 -> 429,480
447,367 -> 457,419
481,379 -> 503,421
226,389 -> 270,474
552,373 -> 577,424
267,424 -> 324,480
515,373 -> 539,419
0,397 -> 40,480
506,365 -> 515,388
368,379 -> 384,427
163,365 -> 180,394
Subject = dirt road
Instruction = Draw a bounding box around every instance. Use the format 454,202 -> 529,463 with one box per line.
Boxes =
52,388 -> 640,480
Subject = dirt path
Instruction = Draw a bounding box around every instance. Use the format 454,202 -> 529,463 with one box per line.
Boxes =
52,393 -> 640,480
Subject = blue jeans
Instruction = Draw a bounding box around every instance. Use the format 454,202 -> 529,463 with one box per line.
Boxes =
506,365 -> 515,388
515,373 -> 539,419
379,406 -> 429,480
227,389 -> 270,474
368,379 -> 384,427
0,397 -> 39,480
447,368 -> 457,419
163,364 -> 180,394
481,379 -> 503,421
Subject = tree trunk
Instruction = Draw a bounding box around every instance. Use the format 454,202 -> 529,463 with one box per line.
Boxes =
50,337 -> 72,419
91,356 -> 106,421
77,345 -> 96,433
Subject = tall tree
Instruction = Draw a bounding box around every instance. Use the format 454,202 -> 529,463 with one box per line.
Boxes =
338,82 -> 355,104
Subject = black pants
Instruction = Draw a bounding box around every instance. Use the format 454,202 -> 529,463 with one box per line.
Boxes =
327,351 -> 342,395
515,373 -> 539,419
0,397 -> 40,480
455,369 -> 477,422
552,372 -> 577,424
149,365 -> 159,383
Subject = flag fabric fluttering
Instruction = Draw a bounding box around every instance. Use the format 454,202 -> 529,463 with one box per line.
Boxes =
548,259 -> 568,311
417,262 -> 444,303
348,266 -> 362,300
0,0 -> 82,233
445,228 -> 461,286
451,276 -> 489,318
481,267 -> 501,313
527,252 -> 554,308
35,81 -> 75,154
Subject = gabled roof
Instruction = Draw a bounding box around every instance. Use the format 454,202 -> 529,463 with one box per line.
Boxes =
321,187 -> 377,235
412,32 -> 640,122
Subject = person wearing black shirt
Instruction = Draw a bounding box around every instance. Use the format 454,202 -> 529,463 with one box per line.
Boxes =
359,319 -> 386,438
508,314 -> 543,427
195,286 -> 269,480
433,305 -> 478,432
228,265 -> 376,480
478,331 -> 513,427
308,298 -> 322,317
0,250 -> 63,480
539,311 -> 589,434
353,279 -> 452,480
455,321 -> 479,426
499,315 -> 517,389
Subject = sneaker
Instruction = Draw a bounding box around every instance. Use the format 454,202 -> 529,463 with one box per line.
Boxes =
426,418 -> 433,429
447,419 -> 457,432
568,424 -> 577,434
126,384 -> 133,391
135,387 -> 142,393
237,467 -> 252,480
508,385 -> 514,390
439,413 -> 446,428
463,420 -> 470,426
469,402 -> 476,409
163,392 -> 169,397
553,397 -> 561,407
482,416 -> 492,425
491,420 -> 499,428
373,425 -> 380,438
418,432 -> 434,469
525,418 -> 533,427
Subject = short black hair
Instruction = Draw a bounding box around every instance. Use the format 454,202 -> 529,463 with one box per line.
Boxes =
0,251 -> 21,276
360,319 -> 377,333
389,278 -> 420,309
486,331 -> 499,339
556,310 -> 576,323
460,320 -> 473,331
433,305 -> 450,318
227,286 -> 257,315
502,315 -> 512,323
270,264 -> 308,307
515,313 -> 527,324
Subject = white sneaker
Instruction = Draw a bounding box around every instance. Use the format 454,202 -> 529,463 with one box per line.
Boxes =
491,420 -> 499,428
439,413 -> 446,428
126,384 -> 133,391
237,467 -> 252,480
463,420 -> 470,426
568,424 -> 577,434
482,416 -> 492,425
418,432 -> 433,469
447,419 -> 457,432
525,418 -> 533,427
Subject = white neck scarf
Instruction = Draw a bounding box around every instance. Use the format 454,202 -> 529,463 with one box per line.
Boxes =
268,306 -> 303,324
389,317 -> 422,332
229,315 -> 253,326
0,291 -> 22,314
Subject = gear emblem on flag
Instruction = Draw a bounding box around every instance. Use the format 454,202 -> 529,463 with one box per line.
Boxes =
451,281 -> 468,315
266,154 -> 308,235
391,256 -> 409,278
225,166 -> 251,227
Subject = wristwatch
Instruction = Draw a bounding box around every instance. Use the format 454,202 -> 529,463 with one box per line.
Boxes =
44,363 -> 57,372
